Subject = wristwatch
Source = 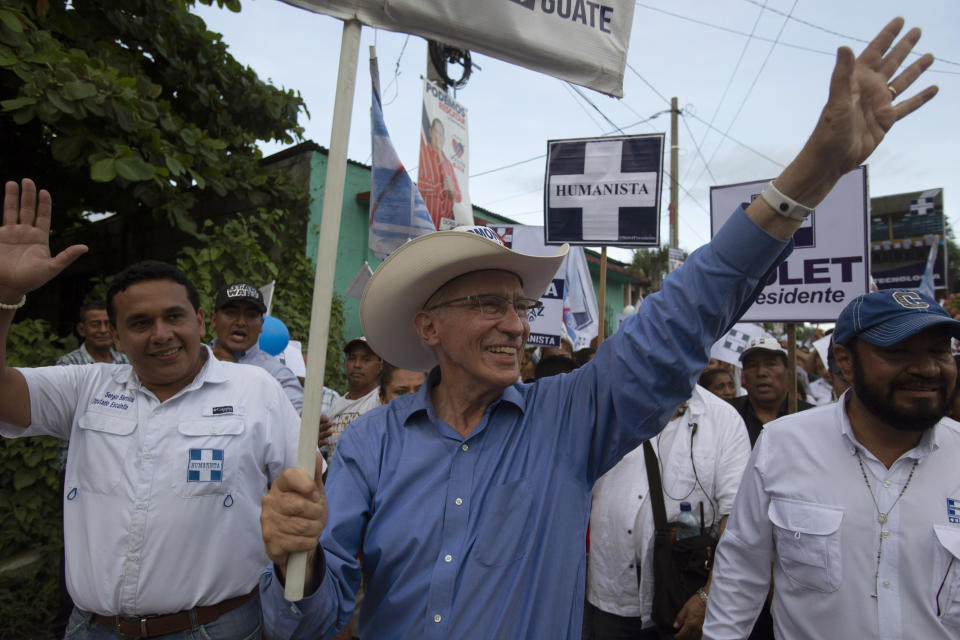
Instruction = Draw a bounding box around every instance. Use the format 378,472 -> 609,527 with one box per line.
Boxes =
759,181 -> 814,221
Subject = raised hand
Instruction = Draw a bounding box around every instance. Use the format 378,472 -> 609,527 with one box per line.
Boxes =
0,179 -> 88,303
807,18 -> 937,183
765,17 -> 938,224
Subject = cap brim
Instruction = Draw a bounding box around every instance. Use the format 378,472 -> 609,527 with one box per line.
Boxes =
858,313 -> 960,347
360,231 -> 569,371
739,346 -> 786,362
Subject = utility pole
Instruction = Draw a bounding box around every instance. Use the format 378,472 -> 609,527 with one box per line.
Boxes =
670,96 -> 679,250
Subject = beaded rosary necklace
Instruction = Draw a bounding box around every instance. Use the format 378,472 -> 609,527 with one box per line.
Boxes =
855,450 -> 919,599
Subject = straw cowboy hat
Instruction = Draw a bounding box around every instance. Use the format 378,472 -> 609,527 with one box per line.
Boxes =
360,226 -> 569,371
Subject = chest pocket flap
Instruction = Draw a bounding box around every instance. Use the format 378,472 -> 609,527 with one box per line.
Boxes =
769,498 -> 844,593
769,498 -> 843,535
178,418 -> 244,437
935,525 -> 960,560
77,412 -> 137,436
74,412 -> 138,494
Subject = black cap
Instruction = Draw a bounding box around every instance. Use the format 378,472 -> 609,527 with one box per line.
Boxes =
215,282 -> 266,314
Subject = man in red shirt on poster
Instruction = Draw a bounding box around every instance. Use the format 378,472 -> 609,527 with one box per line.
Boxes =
418,117 -> 462,229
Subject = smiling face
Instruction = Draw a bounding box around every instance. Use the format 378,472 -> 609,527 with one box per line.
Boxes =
211,301 -> 263,353
840,326 -> 958,432
109,279 -> 207,402
416,270 -> 529,396
78,308 -> 114,351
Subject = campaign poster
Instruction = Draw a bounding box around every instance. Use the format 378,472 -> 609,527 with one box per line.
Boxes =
710,166 -> 870,323
544,134 -> 664,246
488,224 -> 600,349
418,79 -> 472,231
870,188 -> 947,291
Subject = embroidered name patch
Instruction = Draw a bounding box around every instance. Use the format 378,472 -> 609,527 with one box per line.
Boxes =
948,498 -> 960,524
211,405 -> 233,415
188,449 -> 223,482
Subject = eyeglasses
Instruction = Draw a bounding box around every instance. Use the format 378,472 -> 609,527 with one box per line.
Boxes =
426,294 -> 544,319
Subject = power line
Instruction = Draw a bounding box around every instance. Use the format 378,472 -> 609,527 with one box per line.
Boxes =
563,81 -> 606,131
682,0 -> 767,183
623,64 -> 785,169
740,0 -> 960,67
681,110 -> 786,170
687,0 -> 797,194
634,1 -> 960,73
679,106 -> 717,184
567,82 -> 626,133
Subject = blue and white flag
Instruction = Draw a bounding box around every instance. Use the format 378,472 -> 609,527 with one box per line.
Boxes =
918,235 -> 940,299
369,53 -> 435,259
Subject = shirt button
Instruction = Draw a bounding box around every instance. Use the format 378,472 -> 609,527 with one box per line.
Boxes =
444,554 -> 453,563
433,614 -> 442,623
455,498 -> 463,506
883,480 -> 891,488
628,563 -> 634,568
882,580 -> 891,589
881,530 -> 890,538
143,452 -> 152,460
627,529 -> 632,534
638,494 -> 643,499
136,502 -> 146,510
461,444 -> 469,452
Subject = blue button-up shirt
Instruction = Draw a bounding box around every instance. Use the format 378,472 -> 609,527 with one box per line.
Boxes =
261,206 -> 792,639
215,341 -> 304,413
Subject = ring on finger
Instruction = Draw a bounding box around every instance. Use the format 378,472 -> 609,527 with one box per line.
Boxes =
887,84 -> 898,100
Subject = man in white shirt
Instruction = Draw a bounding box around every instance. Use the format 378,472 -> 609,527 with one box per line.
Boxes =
586,385 -> 751,640
323,336 -> 382,456
703,289 -> 960,640
0,191 -> 300,640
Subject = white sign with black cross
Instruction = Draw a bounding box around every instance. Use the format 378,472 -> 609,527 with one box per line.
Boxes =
544,134 -> 664,246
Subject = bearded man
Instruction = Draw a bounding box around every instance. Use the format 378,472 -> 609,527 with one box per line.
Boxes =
703,289 -> 960,640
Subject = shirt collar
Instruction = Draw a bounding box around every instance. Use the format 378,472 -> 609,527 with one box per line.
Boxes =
837,389 -> 941,459
401,367 -> 527,427
109,345 -> 227,393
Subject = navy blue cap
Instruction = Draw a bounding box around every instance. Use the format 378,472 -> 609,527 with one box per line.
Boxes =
833,289 -> 960,347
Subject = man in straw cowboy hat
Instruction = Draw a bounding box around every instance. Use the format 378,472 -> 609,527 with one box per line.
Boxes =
257,18 -> 938,639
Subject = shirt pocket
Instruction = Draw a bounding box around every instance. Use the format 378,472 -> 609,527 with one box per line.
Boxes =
474,479 -> 534,567
73,412 -> 138,495
171,418 -> 245,498
933,525 -> 960,627
769,497 -> 844,592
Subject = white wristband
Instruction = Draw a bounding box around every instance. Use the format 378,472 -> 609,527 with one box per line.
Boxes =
0,294 -> 26,310
760,181 -> 814,221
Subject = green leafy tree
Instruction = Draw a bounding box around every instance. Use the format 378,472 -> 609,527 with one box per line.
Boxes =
629,244 -> 673,292
0,319 -> 73,638
0,0 -> 306,234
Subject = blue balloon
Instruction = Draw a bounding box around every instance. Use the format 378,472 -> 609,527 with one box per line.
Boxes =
259,315 -> 290,356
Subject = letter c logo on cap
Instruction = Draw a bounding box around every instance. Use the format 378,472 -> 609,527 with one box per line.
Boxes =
892,291 -> 929,309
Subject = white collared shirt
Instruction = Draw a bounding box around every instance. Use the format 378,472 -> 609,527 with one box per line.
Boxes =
587,385 -> 751,620
703,394 -> 960,640
0,351 -> 299,616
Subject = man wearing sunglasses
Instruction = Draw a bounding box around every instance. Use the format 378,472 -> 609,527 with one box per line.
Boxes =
259,19 -> 939,640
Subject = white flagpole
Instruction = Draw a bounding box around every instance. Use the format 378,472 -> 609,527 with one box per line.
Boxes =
285,17 -> 362,602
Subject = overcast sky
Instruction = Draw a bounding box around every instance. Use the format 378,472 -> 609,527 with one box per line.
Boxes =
193,1 -> 960,265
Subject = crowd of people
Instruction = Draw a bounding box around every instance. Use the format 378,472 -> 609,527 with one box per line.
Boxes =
0,16 -> 956,640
